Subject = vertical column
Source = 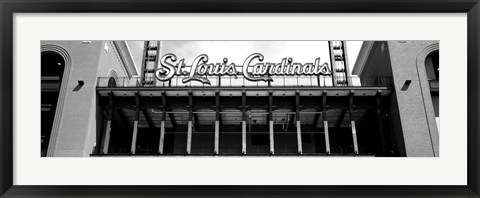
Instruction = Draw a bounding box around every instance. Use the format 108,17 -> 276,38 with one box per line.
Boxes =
242,121 -> 247,154
242,91 -> 247,155
131,121 -> 139,154
102,121 -> 112,154
131,92 -> 140,154
186,91 -> 193,155
269,91 -> 274,155
349,91 -> 359,154
214,121 -> 220,154
159,121 -> 165,154
159,92 -> 167,154
323,92 -> 330,154
269,121 -> 274,155
296,121 -> 302,154
102,92 -> 114,154
187,121 -> 192,154
214,91 -> 220,155
324,121 -> 330,154
351,121 -> 359,154
295,91 -> 302,154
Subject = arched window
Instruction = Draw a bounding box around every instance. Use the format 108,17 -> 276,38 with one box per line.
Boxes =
107,70 -> 118,87
107,77 -> 117,87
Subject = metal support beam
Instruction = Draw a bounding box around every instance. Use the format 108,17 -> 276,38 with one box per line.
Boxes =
159,121 -> 165,154
269,91 -> 274,155
102,121 -> 112,154
102,92 -> 114,154
295,91 -> 302,154
349,91 -> 359,154
242,121 -> 247,154
269,120 -> 274,155
131,121 -> 139,154
323,92 -> 330,154
216,92 -> 222,151
159,91 -> 166,154
187,91 -> 193,155
187,121 -> 192,155
376,90 -> 387,154
297,121 -> 302,154
214,121 -> 220,154
242,91 -> 247,155
131,92 -> 140,154
324,121 -> 330,154
351,121 -> 359,154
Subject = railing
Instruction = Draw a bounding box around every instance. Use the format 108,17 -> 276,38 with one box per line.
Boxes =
97,76 -> 393,88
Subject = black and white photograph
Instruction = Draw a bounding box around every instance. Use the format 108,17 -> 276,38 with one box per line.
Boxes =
41,40 -> 439,157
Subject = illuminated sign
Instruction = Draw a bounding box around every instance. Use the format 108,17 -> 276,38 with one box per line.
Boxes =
155,53 -> 331,85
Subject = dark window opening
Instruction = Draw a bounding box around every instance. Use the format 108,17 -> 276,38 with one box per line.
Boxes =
191,126 -> 215,155
136,128 -> 160,154
41,51 -> 65,157
425,50 -> 439,117
273,112 -> 298,154
219,125 -> 242,155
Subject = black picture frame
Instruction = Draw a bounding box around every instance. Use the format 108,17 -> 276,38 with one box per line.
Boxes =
1,0 -> 479,197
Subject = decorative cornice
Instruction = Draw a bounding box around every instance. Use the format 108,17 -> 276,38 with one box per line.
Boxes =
109,41 -> 129,79
113,41 -> 139,78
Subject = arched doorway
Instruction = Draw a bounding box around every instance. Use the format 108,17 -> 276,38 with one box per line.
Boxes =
425,50 -> 439,81
41,51 -> 65,157
425,50 -> 439,117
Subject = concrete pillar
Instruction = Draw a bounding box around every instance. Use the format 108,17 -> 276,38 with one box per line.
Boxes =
242,121 -> 247,154
324,121 -> 330,154
158,121 -> 165,154
187,121 -> 192,154
214,121 -> 220,154
296,121 -> 302,154
269,120 -> 274,154
130,120 -> 138,154
351,121 -> 359,154
102,120 -> 112,154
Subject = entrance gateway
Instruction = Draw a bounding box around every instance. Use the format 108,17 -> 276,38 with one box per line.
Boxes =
95,41 -> 394,156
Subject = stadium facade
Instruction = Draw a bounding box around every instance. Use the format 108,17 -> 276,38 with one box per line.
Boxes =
41,40 -> 439,157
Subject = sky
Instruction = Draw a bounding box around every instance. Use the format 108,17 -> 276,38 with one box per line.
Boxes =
125,41 -> 363,76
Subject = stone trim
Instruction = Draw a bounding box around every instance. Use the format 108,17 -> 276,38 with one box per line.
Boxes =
41,44 -> 72,157
415,42 -> 440,157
